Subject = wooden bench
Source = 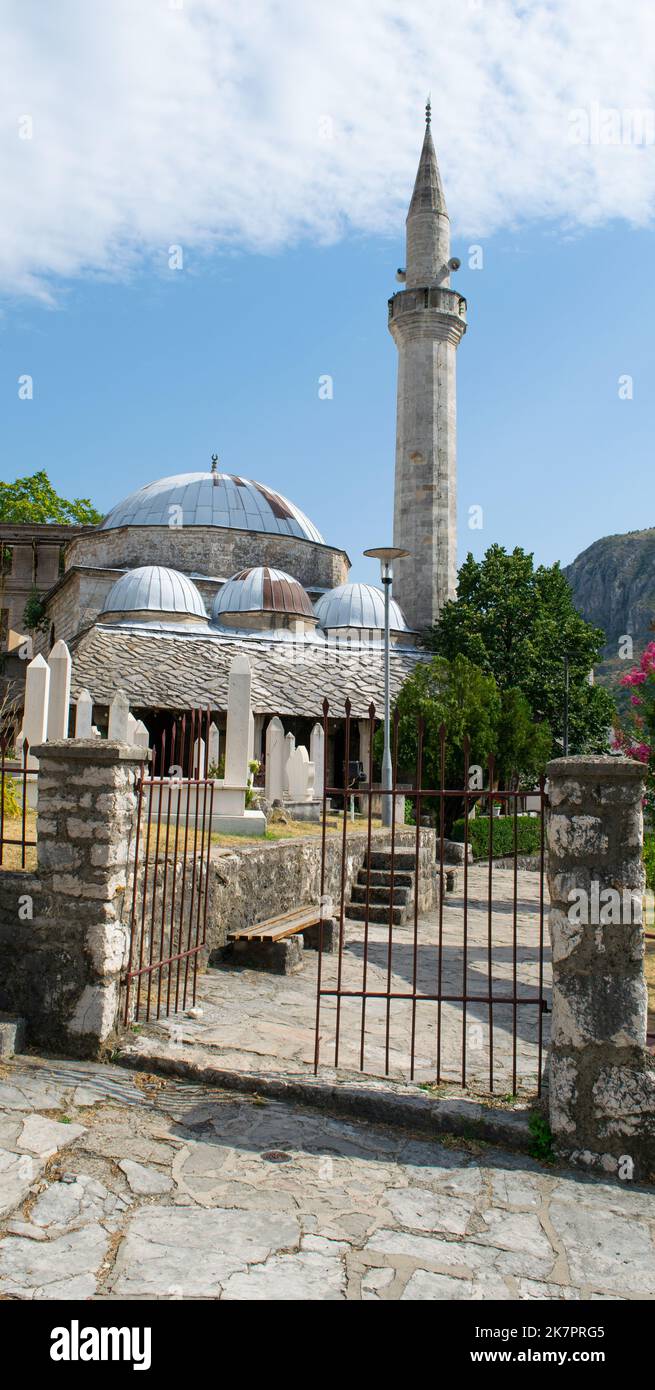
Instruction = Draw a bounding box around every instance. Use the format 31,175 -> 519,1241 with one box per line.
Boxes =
228,907 -> 337,973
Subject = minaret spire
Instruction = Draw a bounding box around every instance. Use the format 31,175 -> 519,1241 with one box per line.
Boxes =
405,101 -> 450,288
387,110 -> 467,632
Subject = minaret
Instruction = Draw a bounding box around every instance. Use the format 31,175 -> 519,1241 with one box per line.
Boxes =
388,102 -> 467,632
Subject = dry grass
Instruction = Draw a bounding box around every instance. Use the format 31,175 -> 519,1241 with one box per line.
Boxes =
0,810 -> 37,872
212,813 -> 385,848
138,812 -> 386,856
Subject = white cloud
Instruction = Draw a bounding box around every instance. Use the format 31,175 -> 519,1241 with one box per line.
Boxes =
1,0 -> 654,301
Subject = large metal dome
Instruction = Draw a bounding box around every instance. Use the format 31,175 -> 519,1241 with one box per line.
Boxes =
212,567 -> 315,625
314,582 -> 409,632
101,471 -> 324,543
101,566 -> 208,620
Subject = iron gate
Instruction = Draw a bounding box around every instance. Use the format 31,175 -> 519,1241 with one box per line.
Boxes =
123,711 -> 216,1023
314,699 -> 550,1095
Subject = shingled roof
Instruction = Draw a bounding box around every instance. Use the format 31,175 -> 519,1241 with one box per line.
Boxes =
70,624 -> 426,719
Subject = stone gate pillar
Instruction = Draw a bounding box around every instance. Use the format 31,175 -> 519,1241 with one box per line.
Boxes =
33,738 -> 144,1055
546,754 -> 655,1178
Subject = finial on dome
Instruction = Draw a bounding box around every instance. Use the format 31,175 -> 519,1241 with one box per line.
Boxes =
210,453 -> 218,473
425,95 -> 431,128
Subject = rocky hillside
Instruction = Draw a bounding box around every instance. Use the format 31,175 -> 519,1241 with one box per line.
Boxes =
564,528 -> 655,694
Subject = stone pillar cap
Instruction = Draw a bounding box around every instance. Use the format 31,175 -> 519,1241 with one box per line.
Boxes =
32,739 -> 149,764
546,754 -> 645,780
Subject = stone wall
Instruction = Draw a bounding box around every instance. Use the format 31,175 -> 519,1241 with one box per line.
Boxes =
35,568 -> 117,656
206,827 -> 436,955
65,527 -> 349,592
546,754 -> 655,1179
0,739 -> 143,1055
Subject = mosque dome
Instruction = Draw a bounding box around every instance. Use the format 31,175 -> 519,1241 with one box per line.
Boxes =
101,566 -> 208,624
212,567 -> 316,631
100,471 -> 324,543
314,582 -> 409,633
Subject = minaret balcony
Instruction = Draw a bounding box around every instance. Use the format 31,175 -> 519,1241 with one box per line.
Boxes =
388,284 -> 467,346
388,284 -> 466,321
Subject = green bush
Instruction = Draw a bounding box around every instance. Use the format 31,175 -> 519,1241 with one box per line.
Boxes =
2,774 -> 21,819
644,832 -> 655,891
451,812 -> 542,860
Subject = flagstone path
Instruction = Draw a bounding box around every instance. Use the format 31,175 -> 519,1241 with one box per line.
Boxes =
0,1057 -> 653,1301
142,865 -> 550,1095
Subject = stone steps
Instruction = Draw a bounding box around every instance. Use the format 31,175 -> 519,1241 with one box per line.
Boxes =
345,902 -> 407,925
367,850 -> 418,871
350,883 -> 412,906
344,847 -> 424,925
359,868 -> 415,888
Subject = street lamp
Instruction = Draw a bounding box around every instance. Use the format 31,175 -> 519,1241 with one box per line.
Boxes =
563,652 -> 570,757
363,546 -> 410,827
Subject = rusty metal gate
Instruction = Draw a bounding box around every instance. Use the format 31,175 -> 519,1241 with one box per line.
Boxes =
314,700 -> 550,1095
123,711 -> 216,1024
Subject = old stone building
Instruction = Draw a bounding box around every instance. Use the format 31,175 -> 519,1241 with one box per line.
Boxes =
13,112 -> 462,761
0,521 -> 85,707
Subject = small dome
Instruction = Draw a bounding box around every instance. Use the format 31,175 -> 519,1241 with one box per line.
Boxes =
314,582 -> 409,632
101,566 -> 208,621
101,471 -> 324,543
212,567 -> 315,626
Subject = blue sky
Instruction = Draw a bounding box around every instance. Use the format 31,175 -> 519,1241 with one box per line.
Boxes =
1,1 -> 653,587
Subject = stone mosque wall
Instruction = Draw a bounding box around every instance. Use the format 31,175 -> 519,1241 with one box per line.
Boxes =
65,526 -> 349,592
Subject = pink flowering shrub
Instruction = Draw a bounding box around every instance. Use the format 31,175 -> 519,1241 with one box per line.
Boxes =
613,641 -> 655,810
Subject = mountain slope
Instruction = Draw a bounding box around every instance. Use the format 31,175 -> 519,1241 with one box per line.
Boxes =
564,528 -> 655,692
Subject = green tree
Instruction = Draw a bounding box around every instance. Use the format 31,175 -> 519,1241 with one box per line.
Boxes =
496,687 -> 552,786
0,470 -> 101,525
382,654 -> 550,831
424,545 -> 615,754
22,587 -> 49,635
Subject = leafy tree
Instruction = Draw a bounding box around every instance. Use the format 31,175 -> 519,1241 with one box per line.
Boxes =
424,545 -> 615,755
0,470 -> 101,525
381,654 -> 550,832
496,687 -> 552,787
22,588 -> 49,635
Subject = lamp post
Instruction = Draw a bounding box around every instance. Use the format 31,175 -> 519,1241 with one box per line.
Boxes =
563,652 -> 570,757
363,546 -> 410,827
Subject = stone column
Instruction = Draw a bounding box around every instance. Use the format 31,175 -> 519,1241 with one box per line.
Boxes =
546,754 -> 655,1178
32,739 -> 144,1056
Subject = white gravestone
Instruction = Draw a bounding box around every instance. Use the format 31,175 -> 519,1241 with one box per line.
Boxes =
287,745 -> 315,802
108,689 -> 130,743
224,653 -> 251,788
283,732 -> 295,797
46,640 -> 72,740
74,689 -> 94,738
192,737 -> 206,778
133,720 -> 150,752
264,716 -> 285,802
207,722 -> 220,772
22,654 -> 50,753
310,723 -> 325,802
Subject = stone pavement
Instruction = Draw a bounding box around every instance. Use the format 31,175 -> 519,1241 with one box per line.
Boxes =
141,865 -> 549,1095
0,1057 -> 653,1300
